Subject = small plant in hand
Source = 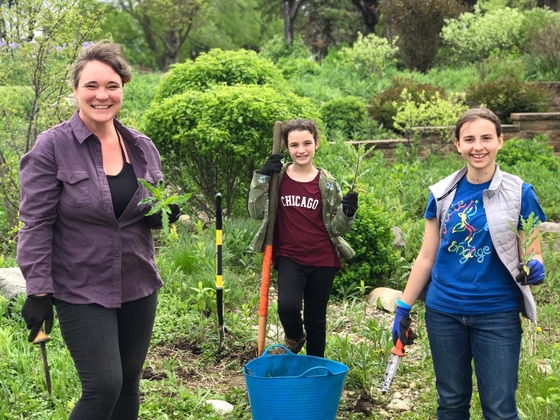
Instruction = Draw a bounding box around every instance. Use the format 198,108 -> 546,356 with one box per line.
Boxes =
514,212 -> 544,285
138,179 -> 191,238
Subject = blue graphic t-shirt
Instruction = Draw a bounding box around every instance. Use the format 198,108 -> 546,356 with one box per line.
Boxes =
424,176 -> 546,315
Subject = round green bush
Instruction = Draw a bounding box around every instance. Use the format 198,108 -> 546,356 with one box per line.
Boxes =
141,84 -> 318,217
320,96 -> 367,138
465,77 -> 553,123
368,78 -> 446,131
154,48 -> 287,100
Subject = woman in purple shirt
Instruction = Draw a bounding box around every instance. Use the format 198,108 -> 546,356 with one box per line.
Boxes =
18,40 -> 176,419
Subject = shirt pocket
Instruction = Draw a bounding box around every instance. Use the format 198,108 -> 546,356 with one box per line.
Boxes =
57,169 -> 91,207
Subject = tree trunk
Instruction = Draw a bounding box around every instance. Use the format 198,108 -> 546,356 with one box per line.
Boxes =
351,0 -> 379,35
283,0 -> 305,45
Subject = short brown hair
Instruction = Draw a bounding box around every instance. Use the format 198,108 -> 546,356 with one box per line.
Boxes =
455,108 -> 502,140
71,40 -> 132,88
282,119 -> 319,148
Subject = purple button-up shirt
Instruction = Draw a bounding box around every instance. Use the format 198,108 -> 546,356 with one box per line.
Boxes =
17,111 -> 164,308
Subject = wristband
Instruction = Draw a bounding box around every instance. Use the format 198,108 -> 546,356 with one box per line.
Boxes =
397,299 -> 412,310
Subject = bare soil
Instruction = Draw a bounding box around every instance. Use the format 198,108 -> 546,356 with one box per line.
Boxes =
141,303 -> 419,419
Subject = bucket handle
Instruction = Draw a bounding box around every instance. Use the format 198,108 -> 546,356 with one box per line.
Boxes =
262,344 -> 295,356
300,366 -> 334,378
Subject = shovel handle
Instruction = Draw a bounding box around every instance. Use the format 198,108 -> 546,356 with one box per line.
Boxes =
33,327 -> 50,344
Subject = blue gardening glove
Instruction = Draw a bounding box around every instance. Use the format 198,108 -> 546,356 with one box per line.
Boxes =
257,154 -> 282,176
145,204 -> 180,229
341,191 -> 358,217
21,294 -> 54,342
391,300 -> 417,348
516,259 -> 545,286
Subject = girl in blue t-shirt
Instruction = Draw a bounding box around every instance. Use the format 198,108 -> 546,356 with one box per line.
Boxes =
391,108 -> 546,420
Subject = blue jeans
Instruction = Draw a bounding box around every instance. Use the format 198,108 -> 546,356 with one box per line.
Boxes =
425,307 -> 522,420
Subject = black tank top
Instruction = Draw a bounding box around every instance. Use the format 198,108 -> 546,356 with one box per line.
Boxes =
107,131 -> 137,219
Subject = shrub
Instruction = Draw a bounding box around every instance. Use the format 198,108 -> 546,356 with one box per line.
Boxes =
441,6 -> 526,65
498,135 -> 559,172
275,56 -> 322,79
393,90 -> 469,139
368,78 -> 446,131
154,48 -> 287,100
119,71 -> 162,128
258,34 -> 312,63
335,32 -> 399,78
465,77 -> 553,123
320,96 -> 367,138
334,193 -> 401,296
497,136 -> 560,220
141,84 -> 318,217
524,17 -> 560,81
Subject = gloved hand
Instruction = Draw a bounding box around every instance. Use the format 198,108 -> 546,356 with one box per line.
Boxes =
21,294 -> 54,342
145,204 -> 180,229
168,204 -> 181,224
257,154 -> 282,176
341,191 -> 358,217
391,300 -> 417,348
516,259 -> 545,285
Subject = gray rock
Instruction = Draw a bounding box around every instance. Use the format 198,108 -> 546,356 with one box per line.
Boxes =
0,267 -> 26,300
367,287 -> 402,313
205,399 -> 234,416
392,226 -> 406,249
541,222 -> 560,233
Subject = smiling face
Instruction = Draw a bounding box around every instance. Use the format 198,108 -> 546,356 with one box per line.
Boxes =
73,60 -> 124,131
286,129 -> 319,169
455,117 -> 503,179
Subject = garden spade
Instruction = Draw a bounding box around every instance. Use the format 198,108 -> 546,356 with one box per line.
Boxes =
257,121 -> 283,356
33,328 -> 52,395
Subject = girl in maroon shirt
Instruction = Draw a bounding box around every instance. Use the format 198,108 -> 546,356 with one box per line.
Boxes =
250,119 -> 358,357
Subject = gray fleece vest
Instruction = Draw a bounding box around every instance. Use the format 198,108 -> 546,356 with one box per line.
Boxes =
429,165 -> 537,323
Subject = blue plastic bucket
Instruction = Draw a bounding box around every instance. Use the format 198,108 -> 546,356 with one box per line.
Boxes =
243,345 -> 349,420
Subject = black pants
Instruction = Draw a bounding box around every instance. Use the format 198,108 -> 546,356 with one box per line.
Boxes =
55,292 -> 158,420
276,256 -> 336,357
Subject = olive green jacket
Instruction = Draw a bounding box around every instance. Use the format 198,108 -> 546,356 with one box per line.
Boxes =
247,164 -> 355,261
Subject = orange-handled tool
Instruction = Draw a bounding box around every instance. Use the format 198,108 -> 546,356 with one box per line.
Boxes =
381,337 -> 405,394
257,121 -> 283,356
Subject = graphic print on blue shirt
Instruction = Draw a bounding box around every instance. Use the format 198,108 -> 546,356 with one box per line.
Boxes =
425,177 -> 520,315
442,197 -> 491,264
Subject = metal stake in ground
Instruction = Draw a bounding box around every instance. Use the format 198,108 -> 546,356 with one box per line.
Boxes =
257,121 -> 283,357
33,328 -> 52,395
215,192 -> 225,351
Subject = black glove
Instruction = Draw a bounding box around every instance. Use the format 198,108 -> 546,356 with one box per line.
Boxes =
516,260 -> 545,286
21,294 -> 54,342
168,204 -> 181,223
393,311 -> 417,347
341,191 -> 358,217
145,204 -> 180,229
257,154 -> 282,176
